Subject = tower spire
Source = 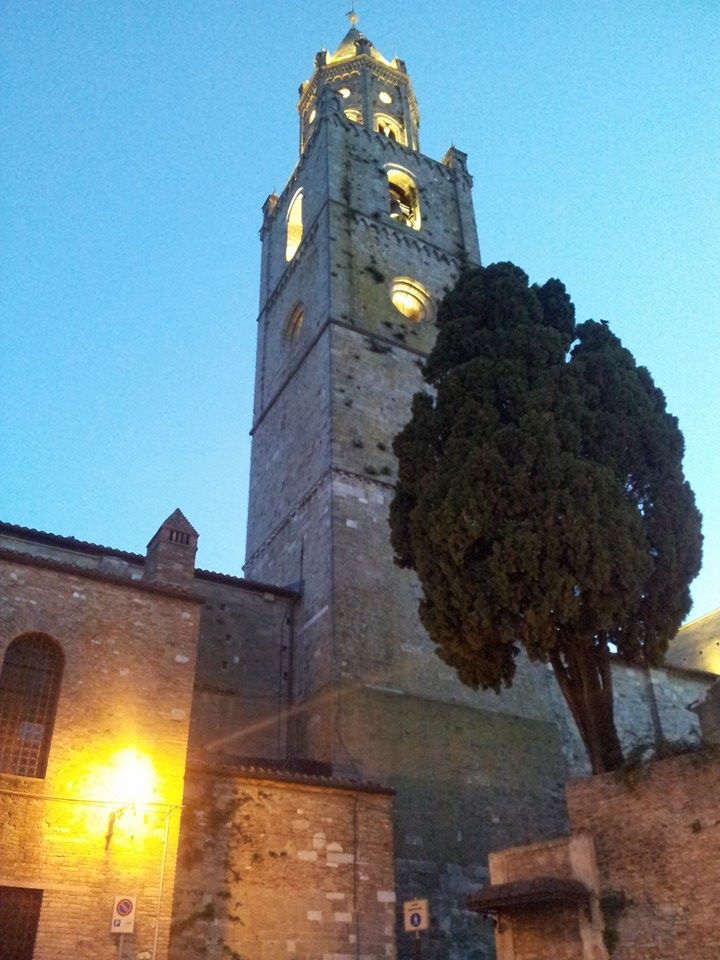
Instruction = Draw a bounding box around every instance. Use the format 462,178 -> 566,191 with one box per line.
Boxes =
346,4 -> 358,27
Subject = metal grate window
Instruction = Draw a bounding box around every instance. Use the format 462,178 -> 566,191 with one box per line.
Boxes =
0,634 -> 63,778
0,886 -> 43,960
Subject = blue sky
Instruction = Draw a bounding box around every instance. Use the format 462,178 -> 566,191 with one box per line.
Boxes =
2,1 -> 718,620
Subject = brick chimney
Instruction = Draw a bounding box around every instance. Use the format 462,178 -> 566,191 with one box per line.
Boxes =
143,509 -> 198,588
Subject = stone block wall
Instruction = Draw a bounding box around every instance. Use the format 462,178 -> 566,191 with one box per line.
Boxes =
336,685 -> 569,960
170,767 -> 397,960
0,551 -> 201,960
188,576 -> 296,763
547,660 -> 711,777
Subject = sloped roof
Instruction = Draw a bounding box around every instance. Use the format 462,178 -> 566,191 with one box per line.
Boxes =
468,877 -> 590,914
667,608 -> 720,675
327,27 -> 392,66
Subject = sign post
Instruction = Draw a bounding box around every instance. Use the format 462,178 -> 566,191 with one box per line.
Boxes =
111,896 -> 137,957
403,898 -> 429,960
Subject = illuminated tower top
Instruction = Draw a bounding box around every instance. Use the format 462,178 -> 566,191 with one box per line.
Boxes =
298,22 -> 420,154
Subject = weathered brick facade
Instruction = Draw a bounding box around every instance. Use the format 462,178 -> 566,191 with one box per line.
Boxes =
568,750 -> 720,960
475,749 -> 720,960
170,767 -> 396,960
0,548 -> 201,960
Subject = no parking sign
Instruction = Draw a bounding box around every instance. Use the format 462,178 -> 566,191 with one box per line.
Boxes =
111,896 -> 137,934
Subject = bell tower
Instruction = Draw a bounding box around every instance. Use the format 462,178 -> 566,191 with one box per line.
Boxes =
246,21 -> 482,752
245,23 -> 567,955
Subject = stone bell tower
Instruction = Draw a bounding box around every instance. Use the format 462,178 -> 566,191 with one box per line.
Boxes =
245,20 -> 483,750
245,21 -> 568,957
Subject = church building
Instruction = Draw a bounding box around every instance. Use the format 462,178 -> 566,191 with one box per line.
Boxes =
0,22 -> 714,960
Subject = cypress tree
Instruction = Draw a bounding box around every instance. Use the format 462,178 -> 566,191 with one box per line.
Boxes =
390,263 -> 702,773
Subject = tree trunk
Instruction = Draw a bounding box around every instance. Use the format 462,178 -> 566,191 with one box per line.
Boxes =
549,641 -> 624,774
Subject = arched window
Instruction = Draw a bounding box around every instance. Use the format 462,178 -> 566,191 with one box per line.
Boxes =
387,167 -> 421,230
390,277 -> 433,323
286,302 -> 304,341
0,633 -> 63,778
375,114 -> 405,144
344,107 -> 363,125
286,189 -> 304,262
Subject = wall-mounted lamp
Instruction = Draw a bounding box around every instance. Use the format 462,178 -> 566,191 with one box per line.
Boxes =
101,749 -> 156,850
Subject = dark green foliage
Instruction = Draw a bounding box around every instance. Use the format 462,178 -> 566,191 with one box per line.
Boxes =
390,263 -> 702,773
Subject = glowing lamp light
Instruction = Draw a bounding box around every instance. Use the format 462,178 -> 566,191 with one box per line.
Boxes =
102,749 -> 156,849
107,749 -> 156,806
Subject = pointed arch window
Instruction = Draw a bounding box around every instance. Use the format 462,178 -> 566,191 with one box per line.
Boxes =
0,633 -> 63,778
344,107 -> 363,125
387,167 -> 421,230
285,302 -> 304,341
375,114 -> 405,144
286,189 -> 304,262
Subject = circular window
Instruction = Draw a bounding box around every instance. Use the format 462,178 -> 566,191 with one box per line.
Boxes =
378,90 -> 392,104
338,87 -> 351,99
390,277 -> 432,323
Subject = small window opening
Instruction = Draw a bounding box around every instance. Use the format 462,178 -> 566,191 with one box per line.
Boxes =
375,114 -> 404,144
286,302 -> 304,340
169,529 -> 190,544
338,87 -> 351,99
378,90 -> 393,104
285,190 -> 304,261
0,634 -> 63,778
390,277 -> 433,323
344,107 -> 363,124
387,168 -> 421,230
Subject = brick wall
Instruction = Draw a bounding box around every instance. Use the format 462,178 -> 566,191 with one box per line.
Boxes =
567,749 -> 720,960
0,552 -> 201,960
170,768 -> 397,960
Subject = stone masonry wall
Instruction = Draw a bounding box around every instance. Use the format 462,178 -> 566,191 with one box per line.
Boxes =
567,748 -> 720,960
0,552 -> 201,960
170,769 -> 397,960
189,578 -> 296,763
546,660 -> 711,777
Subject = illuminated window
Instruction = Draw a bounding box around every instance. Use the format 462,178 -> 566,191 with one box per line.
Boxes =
286,302 -> 304,340
0,634 -> 63,778
390,277 -> 433,323
375,114 -> 404,143
285,189 -> 304,261
338,87 -> 351,99
387,167 -> 421,230
0,886 -> 43,959
378,90 -> 393,104
344,107 -> 363,124
308,108 -> 316,123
